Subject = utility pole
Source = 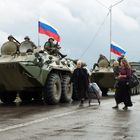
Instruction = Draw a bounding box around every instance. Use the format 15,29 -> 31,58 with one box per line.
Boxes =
109,0 -> 124,61
96,0 -> 124,61
109,6 -> 112,61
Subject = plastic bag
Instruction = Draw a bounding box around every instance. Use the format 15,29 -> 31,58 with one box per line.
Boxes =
88,82 -> 102,97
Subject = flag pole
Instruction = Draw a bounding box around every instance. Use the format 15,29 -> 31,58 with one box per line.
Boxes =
38,32 -> 40,48
95,0 -> 124,62
109,6 -> 112,62
38,20 -> 40,48
109,0 -> 124,61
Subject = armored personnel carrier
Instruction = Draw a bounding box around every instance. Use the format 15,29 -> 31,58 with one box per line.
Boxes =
90,55 -> 115,96
129,62 -> 140,95
0,39 -> 76,104
91,56 -> 140,96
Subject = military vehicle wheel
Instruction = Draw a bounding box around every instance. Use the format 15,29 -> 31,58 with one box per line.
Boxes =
19,92 -> 32,103
135,86 -> 139,95
133,87 -> 137,95
0,91 -> 16,104
131,88 -> 134,95
60,75 -> 72,103
43,73 -> 61,105
135,87 -> 137,95
138,86 -> 140,94
137,86 -> 140,94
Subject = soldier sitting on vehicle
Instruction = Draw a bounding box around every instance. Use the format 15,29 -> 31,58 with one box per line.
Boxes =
97,54 -> 110,68
44,37 -> 67,59
93,54 -> 110,69
1,35 -> 20,55
20,36 -> 37,53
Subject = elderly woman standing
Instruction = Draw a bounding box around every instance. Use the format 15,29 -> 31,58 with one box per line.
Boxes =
112,59 -> 133,110
70,60 -> 89,106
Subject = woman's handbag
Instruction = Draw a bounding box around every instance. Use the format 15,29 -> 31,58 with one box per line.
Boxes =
126,74 -> 139,88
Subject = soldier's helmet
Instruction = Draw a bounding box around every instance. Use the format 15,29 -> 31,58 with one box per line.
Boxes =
48,37 -> 54,41
24,36 -> 30,40
8,35 -> 14,40
121,54 -> 125,57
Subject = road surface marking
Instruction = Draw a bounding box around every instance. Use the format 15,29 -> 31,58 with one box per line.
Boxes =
0,100 -> 113,132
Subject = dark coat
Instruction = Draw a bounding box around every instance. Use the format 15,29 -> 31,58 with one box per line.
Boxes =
113,66 -> 120,77
71,68 -> 89,99
115,67 -> 133,107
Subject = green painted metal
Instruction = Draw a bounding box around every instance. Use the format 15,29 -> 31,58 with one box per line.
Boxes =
0,41 -> 76,91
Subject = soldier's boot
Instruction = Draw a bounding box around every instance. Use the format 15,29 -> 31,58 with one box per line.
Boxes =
57,52 -> 67,59
61,54 -> 67,58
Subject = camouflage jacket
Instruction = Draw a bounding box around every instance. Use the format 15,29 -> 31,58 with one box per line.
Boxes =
44,41 -> 57,52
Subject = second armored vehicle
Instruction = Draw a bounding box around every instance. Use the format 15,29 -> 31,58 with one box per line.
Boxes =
91,56 -> 140,96
129,62 -> 140,95
90,55 -> 115,96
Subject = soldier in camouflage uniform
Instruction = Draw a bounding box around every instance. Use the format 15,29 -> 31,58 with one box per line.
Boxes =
97,54 -> 110,67
20,36 -> 37,52
44,37 -> 67,58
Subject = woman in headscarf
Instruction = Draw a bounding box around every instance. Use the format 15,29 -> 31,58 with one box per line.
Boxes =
70,60 -> 89,106
112,59 -> 133,110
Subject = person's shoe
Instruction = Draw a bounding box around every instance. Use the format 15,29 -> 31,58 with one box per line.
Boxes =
122,106 -> 128,110
81,99 -> 84,104
88,100 -> 91,106
79,103 -> 83,107
112,106 -> 118,109
79,99 -> 84,107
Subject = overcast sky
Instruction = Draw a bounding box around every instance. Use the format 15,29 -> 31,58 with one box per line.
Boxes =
0,0 -> 140,67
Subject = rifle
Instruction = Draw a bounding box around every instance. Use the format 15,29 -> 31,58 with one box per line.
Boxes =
12,36 -> 21,46
55,42 -> 61,49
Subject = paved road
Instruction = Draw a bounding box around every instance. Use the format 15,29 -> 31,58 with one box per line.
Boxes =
0,95 -> 140,140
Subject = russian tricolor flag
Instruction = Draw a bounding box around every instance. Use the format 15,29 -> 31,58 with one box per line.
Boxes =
38,18 -> 60,42
110,41 -> 126,56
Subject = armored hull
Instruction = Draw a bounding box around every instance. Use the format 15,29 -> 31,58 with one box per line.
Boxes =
90,67 -> 115,95
129,62 -> 140,95
91,61 -> 140,96
0,41 -> 76,104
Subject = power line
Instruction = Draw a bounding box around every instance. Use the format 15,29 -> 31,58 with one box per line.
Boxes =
94,0 -> 125,61
80,11 -> 110,58
95,0 -> 108,9
112,0 -> 124,7
95,0 -> 125,9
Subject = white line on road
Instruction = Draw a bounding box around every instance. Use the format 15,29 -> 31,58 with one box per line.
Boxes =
0,100 -> 114,133
0,108 -> 85,133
